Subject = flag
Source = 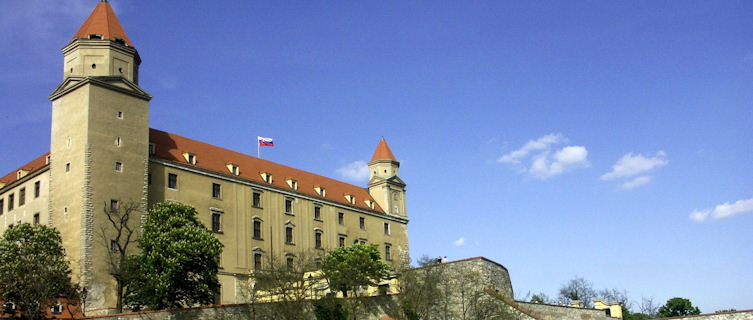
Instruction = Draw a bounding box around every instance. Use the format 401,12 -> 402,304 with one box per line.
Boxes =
258,136 -> 274,147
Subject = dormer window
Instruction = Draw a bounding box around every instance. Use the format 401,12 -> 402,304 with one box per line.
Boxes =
227,164 -> 240,176
286,179 -> 298,190
344,194 -> 356,205
16,170 -> 28,180
314,186 -> 326,197
182,152 -> 197,165
113,37 -> 126,45
364,200 -> 375,209
88,34 -> 103,40
260,172 -> 272,184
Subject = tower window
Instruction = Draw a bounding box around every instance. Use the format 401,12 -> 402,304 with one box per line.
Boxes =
65,163 -> 70,172
88,34 -> 102,40
91,63 -> 97,69
117,111 -> 123,119
115,136 -> 121,146
148,143 -> 155,155
110,240 -> 118,252
110,200 -> 119,211
118,67 -> 123,73
114,37 -> 125,45
115,162 -> 123,172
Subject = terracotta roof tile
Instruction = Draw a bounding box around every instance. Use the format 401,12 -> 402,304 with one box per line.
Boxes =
0,153 -> 50,187
370,138 -> 397,162
149,129 -> 385,213
72,1 -> 132,46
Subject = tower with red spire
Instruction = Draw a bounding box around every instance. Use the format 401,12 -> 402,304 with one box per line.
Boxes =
367,138 -> 407,218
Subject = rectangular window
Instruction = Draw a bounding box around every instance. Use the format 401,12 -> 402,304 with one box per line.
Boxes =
18,188 -> 25,206
314,206 -> 321,220
33,213 -> 40,225
115,161 -> 123,172
148,143 -> 155,155
8,194 -> 14,211
34,181 -> 40,198
359,217 -> 365,230
253,220 -> 262,239
110,240 -> 118,252
110,200 -> 119,211
254,253 -> 262,270
0,199 -> 4,215
384,223 -> 390,235
285,227 -> 293,244
117,111 -> 123,119
339,236 -> 345,247
212,183 -> 221,199
65,163 -> 70,172
284,198 -> 293,215
212,213 -> 222,233
168,173 -> 178,189
315,232 -> 322,248
385,244 -> 392,261
286,256 -> 294,268
252,192 -> 261,208
338,212 -> 344,225
148,173 -> 152,185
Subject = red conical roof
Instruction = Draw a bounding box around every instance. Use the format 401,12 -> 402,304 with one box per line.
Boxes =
72,0 -> 132,46
370,138 -> 397,162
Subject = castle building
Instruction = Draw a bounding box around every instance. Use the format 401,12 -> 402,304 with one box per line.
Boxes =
0,1 -> 409,314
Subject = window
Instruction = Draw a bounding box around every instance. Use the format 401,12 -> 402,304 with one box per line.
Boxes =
110,240 -> 118,252
212,183 -> 221,199
228,164 -> 240,175
338,212 -> 344,225
212,212 -> 222,233
168,173 -> 178,189
252,192 -> 261,208
284,198 -> 293,215
339,236 -> 346,247
359,217 -> 365,230
148,143 -> 155,155
115,136 -> 121,147
385,244 -> 392,261
110,199 -> 119,211
254,253 -> 262,270
34,181 -> 40,198
18,188 -> 25,206
33,213 -> 40,225
187,154 -> 196,164
65,163 -> 70,172
148,173 -> 152,185
8,194 -> 14,211
287,179 -> 298,190
253,220 -> 262,239
315,231 -> 322,249
285,227 -> 293,244
286,256 -> 294,268
115,161 -> 123,172
51,303 -> 63,315
384,223 -> 390,235
261,172 -> 272,183
0,199 -> 3,215
314,206 -> 321,220
117,111 -> 123,119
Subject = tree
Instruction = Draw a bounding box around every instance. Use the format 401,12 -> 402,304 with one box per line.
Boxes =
530,293 -> 553,304
638,296 -> 659,318
321,244 -> 390,319
0,223 -> 80,320
124,202 -> 223,310
657,297 -> 700,317
100,200 -> 141,313
253,252 -> 322,320
558,277 -> 596,307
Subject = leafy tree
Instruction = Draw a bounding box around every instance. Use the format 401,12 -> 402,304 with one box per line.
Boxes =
99,200 -> 141,313
530,293 -> 553,304
0,223 -> 79,320
321,244 -> 390,319
254,252 -> 322,320
558,276 -> 596,307
124,202 -> 223,310
657,297 -> 700,317
313,295 -> 348,320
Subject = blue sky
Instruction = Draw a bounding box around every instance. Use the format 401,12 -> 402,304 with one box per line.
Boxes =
1,0 -> 751,313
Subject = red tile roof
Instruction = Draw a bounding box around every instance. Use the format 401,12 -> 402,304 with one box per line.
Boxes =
72,0 -> 133,46
149,129 -> 386,213
0,153 -> 50,187
370,138 -> 397,162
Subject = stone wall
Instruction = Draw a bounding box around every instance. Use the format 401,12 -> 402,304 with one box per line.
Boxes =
516,301 -> 615,320
652,310 -> 753,320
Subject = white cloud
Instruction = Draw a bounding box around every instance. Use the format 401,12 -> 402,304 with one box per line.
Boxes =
601,151 -> 668,180
689,197 -> 753,222
619,176 -> 652,190
453,237 -> 467,246
336,161 -> 369,182
498,134 -> 589,179
498,133 -> 564,164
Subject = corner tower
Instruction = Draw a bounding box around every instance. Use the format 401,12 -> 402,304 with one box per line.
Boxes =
367,138 -> 407,217
48,0 -> 151,313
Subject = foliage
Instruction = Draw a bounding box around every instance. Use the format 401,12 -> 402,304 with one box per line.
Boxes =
321,244 -> 390,297
558,276 -> 596,307
124,202 -> 223,310
100,200 -> 142,313
530,293 -> 553,304
396,260 -> 445,320
254,253 -> 322,320
657,297 -> 700,317
0,223 -> 79,320
313,295 -> 348,320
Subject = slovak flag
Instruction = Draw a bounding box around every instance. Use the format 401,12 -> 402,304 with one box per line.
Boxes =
258,136 -> 274,147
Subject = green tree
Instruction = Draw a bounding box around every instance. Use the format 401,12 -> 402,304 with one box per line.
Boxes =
657,297 -> 700,317
0,223 -> 79,320
321,244 -> 390,319
124,202 -> 223,310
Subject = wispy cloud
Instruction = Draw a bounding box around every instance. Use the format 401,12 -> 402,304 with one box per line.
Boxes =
601,151 -> 668,180
620,176 -> 652,190
336,160 -> 369,182
453,237 -> 467,246
689,198 -> 753,222
498,134 -> 589,179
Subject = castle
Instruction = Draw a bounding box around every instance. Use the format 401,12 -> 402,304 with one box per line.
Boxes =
0,1 -> 409,314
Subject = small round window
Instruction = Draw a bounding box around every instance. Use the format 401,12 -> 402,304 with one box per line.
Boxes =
91,64 -> 96,69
